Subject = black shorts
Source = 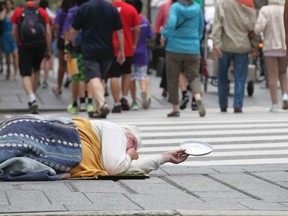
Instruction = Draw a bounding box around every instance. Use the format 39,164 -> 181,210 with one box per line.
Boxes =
57,37 -> 65,51
84,59 -> 113,82
108,56 -> 132,78
19,44 -> 46,77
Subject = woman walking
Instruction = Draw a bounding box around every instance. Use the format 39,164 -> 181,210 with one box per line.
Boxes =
161,0 -> 206,117
255,0 -> 288,112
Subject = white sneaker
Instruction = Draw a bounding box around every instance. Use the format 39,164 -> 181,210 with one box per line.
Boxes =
270,104 -> 279,113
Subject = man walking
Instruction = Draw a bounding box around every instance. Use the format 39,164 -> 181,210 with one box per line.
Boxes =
212,0 -> 256,113
110,0 -> 140,113
11,0 -> 52,114
67,0 -> 125,118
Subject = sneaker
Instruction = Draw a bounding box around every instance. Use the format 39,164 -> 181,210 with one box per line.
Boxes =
270,104 -> 279,113
80,103 -> 86,112
196,100 -> 206,117
67,104 -> 79,114
120,98 -> 130,111
29,101 -> 39,114
42,81 -> 48,89
131,101 -> 140,110
167,111 -> 180,117
86,103 -> 94,113
234,107 -> 243,113
112,104 -> 122,113
282,100 -> 288,110
141,91 -> 150,109
180,95 -> 189,110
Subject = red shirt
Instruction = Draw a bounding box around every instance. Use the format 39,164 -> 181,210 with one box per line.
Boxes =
11,3 -> 50,24
112,1 -> 141,57
153,0 -> 172,34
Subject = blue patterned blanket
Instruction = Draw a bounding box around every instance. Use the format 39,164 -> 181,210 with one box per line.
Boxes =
0,115 -> 82,181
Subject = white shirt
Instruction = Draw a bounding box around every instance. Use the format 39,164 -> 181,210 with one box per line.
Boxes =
89,120 -> 165,175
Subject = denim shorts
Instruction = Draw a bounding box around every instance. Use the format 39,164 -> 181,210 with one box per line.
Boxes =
131,65 -> 147,81
83,59 -> 112,82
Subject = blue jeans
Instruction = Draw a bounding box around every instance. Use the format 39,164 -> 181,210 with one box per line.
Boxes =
217,51 -> 249,109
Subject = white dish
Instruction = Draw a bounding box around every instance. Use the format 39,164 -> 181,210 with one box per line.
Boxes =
180,140 -> 213,156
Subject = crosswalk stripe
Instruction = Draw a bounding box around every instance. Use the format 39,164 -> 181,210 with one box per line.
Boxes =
111,109 -> 288,166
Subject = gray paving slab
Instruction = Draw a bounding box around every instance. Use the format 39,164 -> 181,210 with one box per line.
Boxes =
69,180 -> 130,194
160,166 -> 218,175
2,189 -> 66,213
0,191 -> 9,205
127,193 -> 206,210
66,193 -> 141,211
209,173 -> 288,202
238,200 -> 288,211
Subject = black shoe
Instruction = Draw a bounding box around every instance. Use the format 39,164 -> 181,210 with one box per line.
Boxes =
234,107 -> 243,113
167,111 -> 180,117
120,98 -> 130,111
220,107 -> 227,112
180,95 -> 189,110
112,104 -> 122,113
29,101 -> 39,114
191,101 -> 198,111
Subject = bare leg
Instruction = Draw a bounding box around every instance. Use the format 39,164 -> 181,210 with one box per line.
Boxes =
130,80 -> 137,102
90,77 -> 106,110
122,73 -> 131,97
265,57 -> 278,105
12,50 -> 19,80
5,54 -> 11,80
53,50 -> 65,94
110,77 -> 121,104
31,71 -> 40,93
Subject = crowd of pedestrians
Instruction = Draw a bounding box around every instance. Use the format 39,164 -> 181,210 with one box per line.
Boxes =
0,0 -> 288,117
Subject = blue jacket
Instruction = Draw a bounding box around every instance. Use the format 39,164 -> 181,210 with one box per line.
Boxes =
162,2 -> 204,54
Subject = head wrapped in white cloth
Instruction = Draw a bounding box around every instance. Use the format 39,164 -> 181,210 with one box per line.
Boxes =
121,125 -> 142,149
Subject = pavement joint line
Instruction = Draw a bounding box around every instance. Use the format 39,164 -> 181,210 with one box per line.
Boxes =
245,172 -> 288,190
65,182 -> 80,192
122,193 -> 146,211
159,176 -> 203,201
3,210 -> 288,216
203,174 -> 262,200
117,180 -> 138,194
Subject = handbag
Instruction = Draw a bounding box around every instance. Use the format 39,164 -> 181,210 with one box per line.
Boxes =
67,58 -> 79,76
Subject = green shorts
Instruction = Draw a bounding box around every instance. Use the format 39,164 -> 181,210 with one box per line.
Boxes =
71,53 -> 85,82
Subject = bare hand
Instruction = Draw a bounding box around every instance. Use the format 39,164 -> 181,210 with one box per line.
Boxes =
127,148 -> 139,161
160,37 -> 166,47
214,48 -> 223,57
117,52 -> 126,65
162,149 -> 189,164
64,54 -> 71,61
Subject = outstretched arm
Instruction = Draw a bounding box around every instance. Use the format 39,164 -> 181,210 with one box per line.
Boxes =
127,149 -> 189,174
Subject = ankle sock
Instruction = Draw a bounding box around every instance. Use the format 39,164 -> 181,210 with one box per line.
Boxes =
73,101 -> 78,107
283,94 -> 288,101
87,98 -> 93,104
28,94 -> 36,103
80,97 -> 86,104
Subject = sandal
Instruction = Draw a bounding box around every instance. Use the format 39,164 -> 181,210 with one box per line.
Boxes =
52,86 -> 62,96
88,103 -> 110,119
167,111 -> 180,117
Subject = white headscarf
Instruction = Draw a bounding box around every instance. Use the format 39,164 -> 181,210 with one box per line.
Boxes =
121,125 -> 142,149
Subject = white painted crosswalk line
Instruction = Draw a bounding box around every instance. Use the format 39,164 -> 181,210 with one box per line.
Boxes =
111,109 -> 288,166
